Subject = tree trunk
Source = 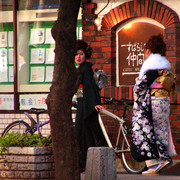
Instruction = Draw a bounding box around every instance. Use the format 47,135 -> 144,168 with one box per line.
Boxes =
46,0 -> 82,179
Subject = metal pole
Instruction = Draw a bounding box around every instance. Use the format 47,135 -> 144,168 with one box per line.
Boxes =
13,0 -> 18,111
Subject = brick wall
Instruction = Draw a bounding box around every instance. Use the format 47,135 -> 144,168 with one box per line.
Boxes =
82,0 -> 180,157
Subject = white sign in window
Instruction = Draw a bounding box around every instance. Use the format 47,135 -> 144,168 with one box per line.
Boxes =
0,32 -> 7,47
0,94 -> 14,110
20,94 -> 48,110
30,66 -> 45,82
30,28 -> 45,45
30,48 -> 45,64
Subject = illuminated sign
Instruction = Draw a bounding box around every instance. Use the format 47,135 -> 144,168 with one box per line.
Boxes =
118,22 -> 163,85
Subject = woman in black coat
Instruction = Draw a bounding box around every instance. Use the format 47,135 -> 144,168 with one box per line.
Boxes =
74,40 -> 107,171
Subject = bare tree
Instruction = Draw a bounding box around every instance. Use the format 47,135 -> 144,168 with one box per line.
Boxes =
46,0 -> 82,179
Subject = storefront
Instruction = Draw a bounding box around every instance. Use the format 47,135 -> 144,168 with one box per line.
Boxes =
0,0 -> 82,111
0,0 -> 81,136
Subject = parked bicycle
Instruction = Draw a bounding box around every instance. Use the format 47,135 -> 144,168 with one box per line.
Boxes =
99,96 -> 146,174
1,108 -> 49,137
1,97 -> 146,174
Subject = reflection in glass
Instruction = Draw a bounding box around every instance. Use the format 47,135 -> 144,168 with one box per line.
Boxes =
18,0 -> 59,10
0,1 -> 13,84
18,1 -> 58,89
1,0 -> 13,11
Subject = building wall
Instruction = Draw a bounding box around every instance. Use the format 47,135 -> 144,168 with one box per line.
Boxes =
92,0 -> 180,20
82,0 -> 180,158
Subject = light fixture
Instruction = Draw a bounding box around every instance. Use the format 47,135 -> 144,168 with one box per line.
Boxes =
86,0 -> 110,29
94,16 -> 102,27
94,0 -> 110,28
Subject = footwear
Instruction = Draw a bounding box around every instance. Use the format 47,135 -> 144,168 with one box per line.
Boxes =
142,169 -> 158,175
155,160 -> 171,173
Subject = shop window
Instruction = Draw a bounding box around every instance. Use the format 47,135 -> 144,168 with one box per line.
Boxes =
116,20 -> 164,86
0,1 -> 82,110
0,23 -> 13,84
0,1 -> 14,110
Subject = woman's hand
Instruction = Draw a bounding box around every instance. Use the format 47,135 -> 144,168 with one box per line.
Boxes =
95,105 -> 103,112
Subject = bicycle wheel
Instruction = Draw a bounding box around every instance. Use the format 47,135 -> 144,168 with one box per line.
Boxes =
120,128 -> 147,174
1,121 -> 31,137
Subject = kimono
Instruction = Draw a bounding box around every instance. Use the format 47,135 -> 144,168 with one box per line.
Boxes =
131,70 -> 160,162
75,62 -> 107,169
131,53 -> 176,162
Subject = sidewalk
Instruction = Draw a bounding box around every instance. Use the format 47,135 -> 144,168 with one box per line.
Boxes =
117,162 -> 180,179
116,173 -> 180,180
161,161 -> 180,176
81,162 -> 180,180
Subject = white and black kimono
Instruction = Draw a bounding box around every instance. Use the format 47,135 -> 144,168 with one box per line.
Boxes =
130,54 -> 176,163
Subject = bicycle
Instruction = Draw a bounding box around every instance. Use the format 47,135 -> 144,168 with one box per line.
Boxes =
1,108 -> 49,137
99,96 -> 147,174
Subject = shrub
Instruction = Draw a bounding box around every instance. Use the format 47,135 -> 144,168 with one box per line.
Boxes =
0,132 -> 52,165
0,132 -> 52,147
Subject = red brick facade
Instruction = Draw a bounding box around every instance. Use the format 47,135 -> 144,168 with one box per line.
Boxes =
82,0 -> 180,157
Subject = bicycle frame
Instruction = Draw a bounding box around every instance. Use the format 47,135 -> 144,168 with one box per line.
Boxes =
99,108 -> 130,153
99,98 -> 147,174
24,111 -> 50,134
35,120 -> 50,133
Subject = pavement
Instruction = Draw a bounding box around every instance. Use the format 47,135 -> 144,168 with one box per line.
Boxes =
81,162 -> 180,180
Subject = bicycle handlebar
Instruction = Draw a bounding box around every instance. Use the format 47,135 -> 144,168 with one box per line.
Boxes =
100,96 -> 133,106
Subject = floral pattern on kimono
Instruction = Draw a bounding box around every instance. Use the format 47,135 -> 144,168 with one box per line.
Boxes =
130,74 -> 159,162
151,96 -> 172,161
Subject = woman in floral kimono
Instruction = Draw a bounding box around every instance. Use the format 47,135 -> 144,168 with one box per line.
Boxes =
131,34 -> 176,175
74,40 -> 107,171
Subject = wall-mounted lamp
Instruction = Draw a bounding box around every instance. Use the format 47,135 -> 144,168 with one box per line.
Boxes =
86,0 -> 110,30
94,16 -> 102,27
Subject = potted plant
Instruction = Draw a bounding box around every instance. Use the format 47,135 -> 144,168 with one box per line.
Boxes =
0,133 -> 54,179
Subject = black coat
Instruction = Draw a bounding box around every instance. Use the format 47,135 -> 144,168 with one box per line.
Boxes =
75,62 -> 107,169
78,62 -> 101,119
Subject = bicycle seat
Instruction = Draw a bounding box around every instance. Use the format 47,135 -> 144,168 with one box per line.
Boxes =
29,108 -> 47,114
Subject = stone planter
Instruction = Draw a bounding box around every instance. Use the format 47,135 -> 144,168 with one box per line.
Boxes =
0,147 -> 54,179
